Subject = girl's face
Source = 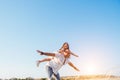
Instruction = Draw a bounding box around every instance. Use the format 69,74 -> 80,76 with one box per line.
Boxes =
63,43 -> 68,50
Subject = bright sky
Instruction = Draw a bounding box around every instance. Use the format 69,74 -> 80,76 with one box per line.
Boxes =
0,0 -> 120,79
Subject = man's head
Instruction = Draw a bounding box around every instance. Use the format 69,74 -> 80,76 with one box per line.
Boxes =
63,49 -> 70,58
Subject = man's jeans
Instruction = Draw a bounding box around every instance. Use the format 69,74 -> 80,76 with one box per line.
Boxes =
46,66 -> 60,80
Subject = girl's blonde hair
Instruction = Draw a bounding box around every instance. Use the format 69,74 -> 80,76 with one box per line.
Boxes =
59,42 -> 69,51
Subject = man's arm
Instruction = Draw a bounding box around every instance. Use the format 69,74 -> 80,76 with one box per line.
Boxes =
36,50 -> 55,56
68,62 -> 80,71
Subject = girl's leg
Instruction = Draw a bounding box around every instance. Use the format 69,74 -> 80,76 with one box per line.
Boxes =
54,72 -> 60,80
46,66 -> 54,80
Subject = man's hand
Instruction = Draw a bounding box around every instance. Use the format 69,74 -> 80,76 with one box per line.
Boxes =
75,67 -> 80,71
36,50 -> 44,55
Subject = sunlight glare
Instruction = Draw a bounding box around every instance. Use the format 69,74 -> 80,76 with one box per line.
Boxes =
84,63 -> 97,75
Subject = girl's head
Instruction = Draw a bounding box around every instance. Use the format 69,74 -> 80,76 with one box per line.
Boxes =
59,42 -> 69,51
59,42 -> 70,57
59,42 -> 78,57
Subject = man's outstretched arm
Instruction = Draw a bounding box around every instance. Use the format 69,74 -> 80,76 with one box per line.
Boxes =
36,50 -> 55,56
68,62 -> 80,71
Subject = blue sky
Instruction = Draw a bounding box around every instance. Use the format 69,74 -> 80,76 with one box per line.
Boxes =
0,0 -> 120,79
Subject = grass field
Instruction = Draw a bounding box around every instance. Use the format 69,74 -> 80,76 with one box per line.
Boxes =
60,75 -> 120,80
2,75 -> 120,80
34,75 -> 120,80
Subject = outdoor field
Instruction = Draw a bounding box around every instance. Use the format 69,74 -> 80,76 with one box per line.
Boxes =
7,75 -> 120,80
0,0 -> 120,80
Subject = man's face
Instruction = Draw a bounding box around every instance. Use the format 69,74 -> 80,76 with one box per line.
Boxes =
63,51 -> 70,58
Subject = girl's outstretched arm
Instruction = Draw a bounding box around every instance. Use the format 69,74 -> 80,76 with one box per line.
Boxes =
70,52 -> 79,57
36,50 -> 55,56
68,62 -> 80,71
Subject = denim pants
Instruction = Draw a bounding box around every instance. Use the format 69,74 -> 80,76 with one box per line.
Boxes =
46,66 -> 60,80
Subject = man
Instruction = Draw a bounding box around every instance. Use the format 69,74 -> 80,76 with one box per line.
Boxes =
37,50 -> 79,80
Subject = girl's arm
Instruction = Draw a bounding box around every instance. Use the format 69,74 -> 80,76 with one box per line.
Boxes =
70,50 -> 79,57
36,50 -> 55,56
68,62 -> 80,71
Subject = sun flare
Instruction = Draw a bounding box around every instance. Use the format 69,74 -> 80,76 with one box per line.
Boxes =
84,63 -> 97,75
